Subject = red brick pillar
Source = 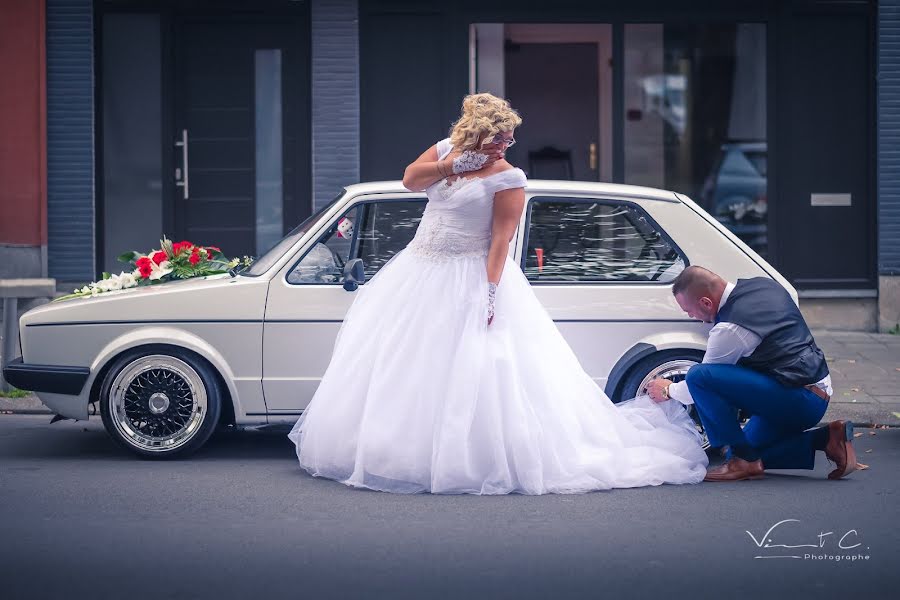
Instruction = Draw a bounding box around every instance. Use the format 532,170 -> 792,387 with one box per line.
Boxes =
0,0 -> 47,278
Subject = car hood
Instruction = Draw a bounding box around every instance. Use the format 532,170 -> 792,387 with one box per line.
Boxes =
20,274 -> 269,326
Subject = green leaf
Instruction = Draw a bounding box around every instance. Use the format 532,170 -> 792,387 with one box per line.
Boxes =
117,251 -> 140,264
102,272 -> 111,280
172,264 -> 194,278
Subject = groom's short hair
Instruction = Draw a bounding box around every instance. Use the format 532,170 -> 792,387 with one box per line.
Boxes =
671,266 -> 721,297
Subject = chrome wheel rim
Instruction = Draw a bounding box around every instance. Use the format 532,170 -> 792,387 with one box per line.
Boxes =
636,359 -> 710,449
109,355 -> 207,452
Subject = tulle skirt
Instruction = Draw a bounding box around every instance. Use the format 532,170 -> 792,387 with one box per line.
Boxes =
288,248 -> 708,494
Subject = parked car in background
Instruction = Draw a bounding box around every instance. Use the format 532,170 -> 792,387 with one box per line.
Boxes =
700,141 -> 768,257
4,179 -> 793,458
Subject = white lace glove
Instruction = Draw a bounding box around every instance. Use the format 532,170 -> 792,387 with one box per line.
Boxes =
453,150 -> 488,175
487,281 -> 498,324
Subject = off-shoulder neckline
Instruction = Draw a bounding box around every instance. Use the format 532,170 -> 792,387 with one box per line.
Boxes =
440,166 -> 524,187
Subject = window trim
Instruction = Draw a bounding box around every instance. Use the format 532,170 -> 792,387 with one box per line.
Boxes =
283,196 -> 428,286
520,195 -> 690,285
241,190 -> 347,278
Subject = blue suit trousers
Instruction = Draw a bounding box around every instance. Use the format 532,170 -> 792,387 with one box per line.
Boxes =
685,363 -> 829,469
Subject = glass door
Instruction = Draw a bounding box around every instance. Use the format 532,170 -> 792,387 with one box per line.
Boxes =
622,23 -> 768,258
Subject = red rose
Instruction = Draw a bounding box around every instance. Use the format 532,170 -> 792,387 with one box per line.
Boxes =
151,250 -> 168,265
189,249 -> 200,265
135,256 -> 153,278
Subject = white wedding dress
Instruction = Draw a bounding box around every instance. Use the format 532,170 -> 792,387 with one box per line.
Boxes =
288,138 -> 708,494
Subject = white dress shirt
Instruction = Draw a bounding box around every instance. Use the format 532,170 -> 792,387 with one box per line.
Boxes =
667,282 -> 833,405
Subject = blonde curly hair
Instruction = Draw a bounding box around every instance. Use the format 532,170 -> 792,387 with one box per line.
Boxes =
449,93 -> 522,151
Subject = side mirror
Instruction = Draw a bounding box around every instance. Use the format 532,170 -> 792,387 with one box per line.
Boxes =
342,259 -> 366,291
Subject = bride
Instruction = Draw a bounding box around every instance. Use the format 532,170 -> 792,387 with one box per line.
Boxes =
288,93 -> 708,494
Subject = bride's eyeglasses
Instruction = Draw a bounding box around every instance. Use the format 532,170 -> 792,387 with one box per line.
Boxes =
487,134 -> 516,148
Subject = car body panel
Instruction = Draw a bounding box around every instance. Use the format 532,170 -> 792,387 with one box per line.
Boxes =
8,180 -> 791,427
17,274 -> 268,421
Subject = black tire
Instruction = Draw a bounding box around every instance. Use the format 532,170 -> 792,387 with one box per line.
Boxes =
617,350 -> 704,403
99,347 -> 222,459
617,350 -> 709,449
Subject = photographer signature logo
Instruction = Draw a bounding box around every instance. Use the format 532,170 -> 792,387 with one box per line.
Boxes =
746,519 -> 871,561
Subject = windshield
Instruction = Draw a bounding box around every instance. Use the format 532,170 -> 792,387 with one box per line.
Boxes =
242,191 -> 346,276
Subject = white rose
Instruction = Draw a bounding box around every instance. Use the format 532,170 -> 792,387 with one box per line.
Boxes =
121,272 -> 138,288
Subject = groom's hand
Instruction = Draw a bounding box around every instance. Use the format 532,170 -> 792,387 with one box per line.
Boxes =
646,379 -> 672,403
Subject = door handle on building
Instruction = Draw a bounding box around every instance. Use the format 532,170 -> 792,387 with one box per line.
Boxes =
589,142 -> 597,171
175,129 -> 190,200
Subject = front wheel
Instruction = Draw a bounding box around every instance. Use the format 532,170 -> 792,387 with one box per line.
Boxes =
99,349 -> 222,459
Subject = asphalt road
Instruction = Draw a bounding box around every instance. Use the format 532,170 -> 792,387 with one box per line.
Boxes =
1,415 -> 898,600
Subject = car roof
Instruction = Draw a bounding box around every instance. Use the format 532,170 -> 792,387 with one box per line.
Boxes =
343,179 -> 682,202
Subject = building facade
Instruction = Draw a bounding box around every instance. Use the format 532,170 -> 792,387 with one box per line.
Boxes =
1,0 -> 898,330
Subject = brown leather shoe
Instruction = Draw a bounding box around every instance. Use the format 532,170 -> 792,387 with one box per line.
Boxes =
825,420 -> 857,480
704,457 -> 765,482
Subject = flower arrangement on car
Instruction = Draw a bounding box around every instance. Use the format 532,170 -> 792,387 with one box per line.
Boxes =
53,236 -> 254,302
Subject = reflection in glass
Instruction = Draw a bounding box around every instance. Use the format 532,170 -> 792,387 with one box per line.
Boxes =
243,191 -> 345,277
524,199 -> 685,282
624,24 -> 768,257
357,201 -> 427,278
255,49 -> 284,256
287,205 -> 361,284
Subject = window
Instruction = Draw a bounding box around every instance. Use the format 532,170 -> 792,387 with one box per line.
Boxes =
243,191 -> 345,277
523,198 -> 685,282
356,200 -> 426,279
287,205 -> 362,284
624,23 -> 768,258
287,199 -> 426,285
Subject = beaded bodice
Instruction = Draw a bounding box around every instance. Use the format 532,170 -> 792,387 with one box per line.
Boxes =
405,138 -> 527,261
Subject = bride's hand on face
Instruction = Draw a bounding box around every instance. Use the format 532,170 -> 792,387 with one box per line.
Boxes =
447,145 -> 505,172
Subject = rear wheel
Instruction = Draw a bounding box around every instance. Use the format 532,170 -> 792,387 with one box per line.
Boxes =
617,351 -> 709,449
99,348 -> 221,459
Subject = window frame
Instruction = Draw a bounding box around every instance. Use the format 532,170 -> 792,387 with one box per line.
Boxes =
520,195 -> 690,286
283,195 -> 428,286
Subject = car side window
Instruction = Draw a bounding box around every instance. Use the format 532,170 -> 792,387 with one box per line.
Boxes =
287,205 -> 362,284
356,200 -> 426,278
523,197 -> 686,282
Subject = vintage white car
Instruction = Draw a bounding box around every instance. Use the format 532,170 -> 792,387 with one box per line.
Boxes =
3,180 -> 793,458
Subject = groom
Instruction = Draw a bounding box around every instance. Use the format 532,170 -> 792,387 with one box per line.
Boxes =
646,266 -> 857,482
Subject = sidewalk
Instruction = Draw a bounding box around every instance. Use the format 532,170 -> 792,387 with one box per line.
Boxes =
2,330 -> 899,425
815,330 -> 900,426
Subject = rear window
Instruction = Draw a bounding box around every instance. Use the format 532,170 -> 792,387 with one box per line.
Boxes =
523,197 -> 686,282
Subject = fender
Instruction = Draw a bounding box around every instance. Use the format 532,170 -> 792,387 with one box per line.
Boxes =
69,326 -> 244,421
603,331 -> 708,400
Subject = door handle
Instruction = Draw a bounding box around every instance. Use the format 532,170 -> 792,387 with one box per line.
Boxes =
175,129 -> 190,200
589,142 -> 598,171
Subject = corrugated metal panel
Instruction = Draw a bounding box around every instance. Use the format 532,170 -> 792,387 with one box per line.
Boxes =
311,0 -> 359,211
880,0 -> 900,275
46,0 -> 95,282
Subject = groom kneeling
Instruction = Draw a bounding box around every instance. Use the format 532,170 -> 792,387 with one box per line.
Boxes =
646,266 -> 857,482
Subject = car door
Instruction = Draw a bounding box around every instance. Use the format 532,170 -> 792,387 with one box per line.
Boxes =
261,193 -> 426,420
512,193 -> 696,390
